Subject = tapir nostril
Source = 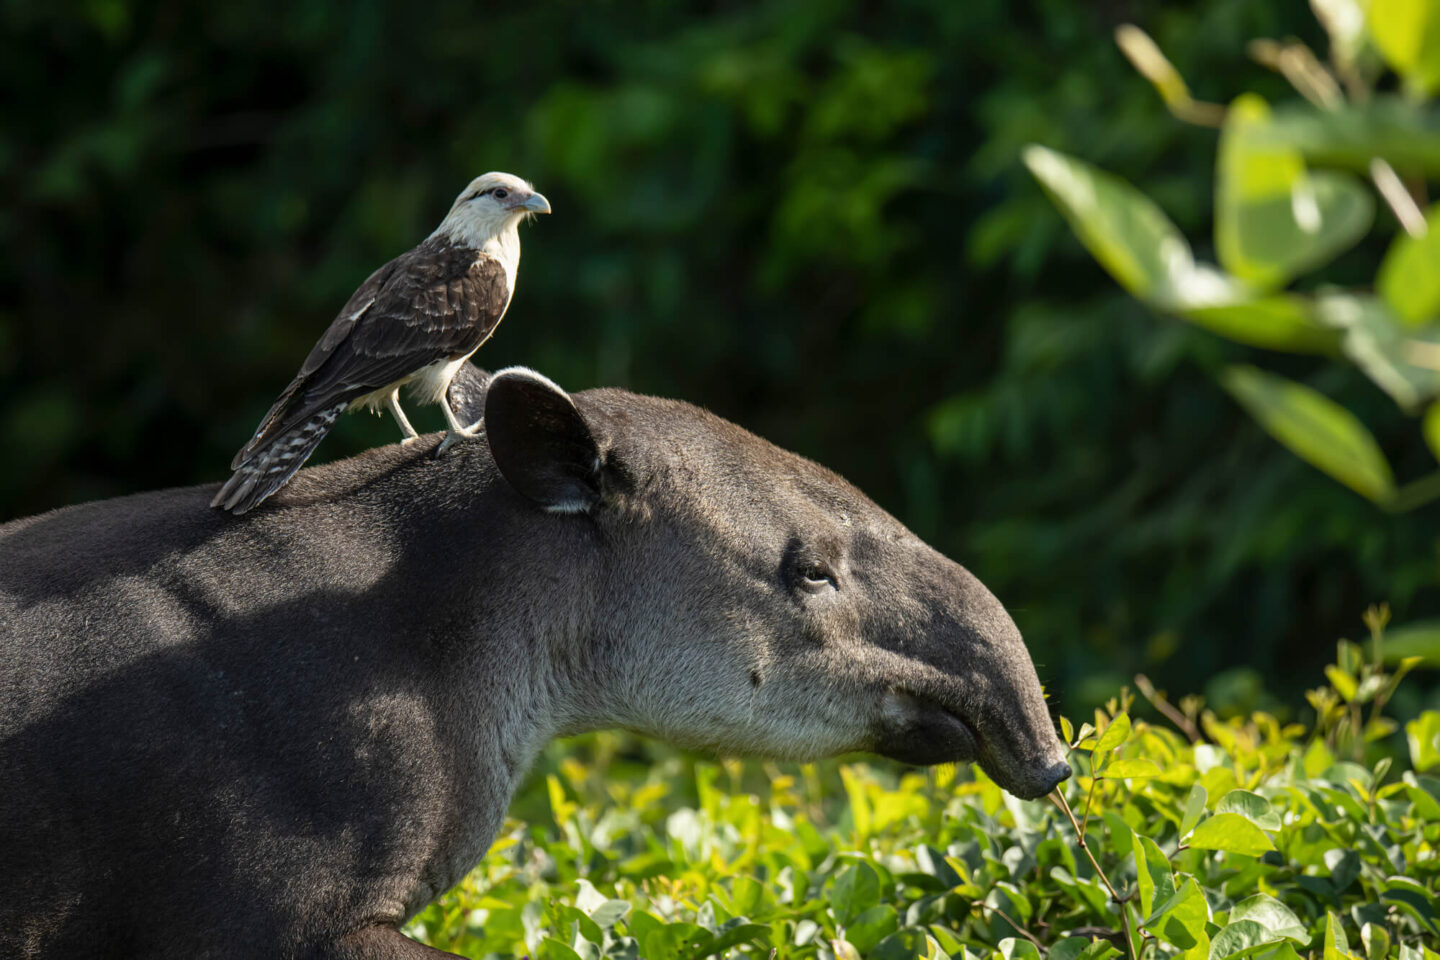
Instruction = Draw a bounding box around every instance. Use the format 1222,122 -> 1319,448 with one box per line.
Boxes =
1041,759 -> 1073,794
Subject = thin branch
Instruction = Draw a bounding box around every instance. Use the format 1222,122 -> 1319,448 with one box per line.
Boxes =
1115,25 -> 1226,128
1051,791 -> 1140,960
1134,675 -> 1201,743
1249,39 -> 1343,109
1389,470 -> 1440,514
1371,159 -> 1430,237
976,902 -> 1045,950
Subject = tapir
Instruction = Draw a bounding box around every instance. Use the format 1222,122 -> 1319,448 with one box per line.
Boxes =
0,364 -> 1070,959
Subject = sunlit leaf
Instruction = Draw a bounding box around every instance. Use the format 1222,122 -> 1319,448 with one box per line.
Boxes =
1259,98 -> 1440,173
1150,877 -> 1211,956
1186,813 -> 1276,857
1230,894 -> 1311,945
1103,758 -> 1162,779
1181,296 -> 1340,353
1023,145 -> 1238,310
1314,293 -> 1440,411
1221,365 -> 1395,504
1216,95 -> 1373,291
1311,0 -> 1370,68
1368,0 -> 1440,95
1209,919 -> 1276,959
1323,911 -> 1354,960
1382,621 -> 1440,665
1378,203 -> 1440,328
1407,711 -> 1440,772
1132,830 -> 1175,919
1216,790 -> 1282,830
1094,713 -> 1132,758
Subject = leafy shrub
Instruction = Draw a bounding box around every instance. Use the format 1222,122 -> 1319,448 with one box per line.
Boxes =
407,622 -> 1440,959
1026,1 -> 1440,512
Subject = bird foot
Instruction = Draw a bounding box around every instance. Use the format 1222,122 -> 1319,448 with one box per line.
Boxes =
436,426 -> 482,457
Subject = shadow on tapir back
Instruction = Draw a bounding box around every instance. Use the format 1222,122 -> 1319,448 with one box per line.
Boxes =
0,363 -> 1070,959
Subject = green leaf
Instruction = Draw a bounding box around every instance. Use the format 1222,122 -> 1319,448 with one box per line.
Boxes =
1221,365 -> 1395,504
1229,894 -> 1311,946
1381,621 -> 1440,665
1103,757 -> 1161,779
1023,145 -> 1238,310
1180,783 -> 1209,838
1209,919 -> 1276,959
1368,0 -> 1440,95
1323,911 -> 1353,960
1150,877 -> 1211,956
844,904 -> 900,954
541,938 -> 585,960
1132,831 -> 1176,919
1408,711 -> 1440,772
1361,922 -> 1391,960
708,921 -> 771,955
1094,713 -> 1132,758
1378,203 -> 1440,327
1216,94 -> 1373,291
830,861 -> 881,925
1216,790 -> 1282,831
1260,98 -> 1440,174
1180,296 -> 1341,354
1424,403 -> 1440,466
999,937 -> 1042,960
1326,665 -> 1359,701
1186,812 -> 1276,857
1312,0 -> 1371,68
1077,941 -> 1123,960
1314,293 -> 1440,412
1050,937 -> 1092,960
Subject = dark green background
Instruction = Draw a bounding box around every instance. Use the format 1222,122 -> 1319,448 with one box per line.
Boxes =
3,0 -> 1434,715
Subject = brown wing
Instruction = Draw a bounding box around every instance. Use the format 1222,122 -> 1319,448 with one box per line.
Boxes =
231,241 -> 511,469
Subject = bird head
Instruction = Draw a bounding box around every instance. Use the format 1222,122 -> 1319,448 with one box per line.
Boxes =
435,172 -> 551,245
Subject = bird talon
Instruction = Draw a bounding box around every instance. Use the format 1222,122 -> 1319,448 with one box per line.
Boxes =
436,427 -> 481,457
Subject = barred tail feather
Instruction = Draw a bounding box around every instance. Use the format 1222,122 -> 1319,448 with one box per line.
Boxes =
211,404 -> 344,515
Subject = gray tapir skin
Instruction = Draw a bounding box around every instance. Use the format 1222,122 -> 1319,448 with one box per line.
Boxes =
0,365 -> 1069,959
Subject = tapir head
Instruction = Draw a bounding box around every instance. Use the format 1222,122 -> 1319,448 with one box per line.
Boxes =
476,367 -> 1071,800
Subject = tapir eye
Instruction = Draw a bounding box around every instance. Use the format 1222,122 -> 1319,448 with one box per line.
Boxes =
797,559 -> 837,593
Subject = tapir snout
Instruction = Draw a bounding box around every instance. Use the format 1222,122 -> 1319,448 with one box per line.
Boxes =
853,545 -> 1071,800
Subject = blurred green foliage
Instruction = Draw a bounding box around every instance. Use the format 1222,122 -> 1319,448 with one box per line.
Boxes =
2,0 -> 1438,712
1027,3 -> 1440,514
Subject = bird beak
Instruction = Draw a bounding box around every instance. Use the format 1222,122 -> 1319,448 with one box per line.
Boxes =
517,192 -> 552,215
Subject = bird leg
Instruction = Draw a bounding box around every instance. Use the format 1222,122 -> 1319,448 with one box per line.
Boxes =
387,389 -> 421,445
436,398 -> 483,456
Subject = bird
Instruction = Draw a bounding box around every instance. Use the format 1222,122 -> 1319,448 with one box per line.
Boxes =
212,172 -> 551,515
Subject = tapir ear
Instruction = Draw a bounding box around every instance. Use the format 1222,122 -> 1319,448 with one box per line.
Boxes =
484,367 -> 602,514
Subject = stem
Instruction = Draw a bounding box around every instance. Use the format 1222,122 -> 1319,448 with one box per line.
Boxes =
976,902 -> 1045,950
1134,674 -> 1201,743
1388,469 -> 1440,513
1371,158 -> 1429,238
1079,751 -> 1105,841
1051,792 -> 1140,960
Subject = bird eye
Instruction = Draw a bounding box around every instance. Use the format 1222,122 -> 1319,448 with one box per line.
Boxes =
493,188 -> 509,200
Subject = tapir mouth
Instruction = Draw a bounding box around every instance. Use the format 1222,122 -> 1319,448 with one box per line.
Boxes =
872,689 -> 1073,800
873,690 -> 980,767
